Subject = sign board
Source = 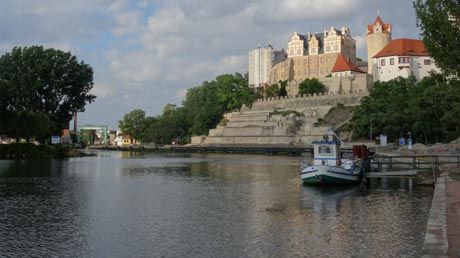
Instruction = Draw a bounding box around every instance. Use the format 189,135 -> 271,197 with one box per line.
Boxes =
51,136 -> 61,144
399,137 -> 405,145
408,138 -> 413,150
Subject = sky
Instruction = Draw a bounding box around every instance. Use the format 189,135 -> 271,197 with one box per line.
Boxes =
0,0 -> 421,129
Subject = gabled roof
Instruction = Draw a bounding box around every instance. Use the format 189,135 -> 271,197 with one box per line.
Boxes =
367,15 -> 391,35
332,55 -> 366,73
373,38 -> 429,58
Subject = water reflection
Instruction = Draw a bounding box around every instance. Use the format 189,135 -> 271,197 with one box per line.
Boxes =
300,185 -> 360,214
0,151 -> 433,258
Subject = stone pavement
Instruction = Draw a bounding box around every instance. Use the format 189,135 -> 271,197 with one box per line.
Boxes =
421,175 -> 460,258
446,177 -> 460,258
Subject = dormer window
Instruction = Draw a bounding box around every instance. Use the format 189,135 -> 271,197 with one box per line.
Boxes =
311,47 -> 316,54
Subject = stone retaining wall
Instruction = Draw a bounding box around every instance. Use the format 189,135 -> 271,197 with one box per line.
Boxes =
193,92 -> 367,146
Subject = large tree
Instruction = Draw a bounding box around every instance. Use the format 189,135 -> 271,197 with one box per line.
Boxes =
414,0 -> 460,76
0,46 -> 95,141
118,109 -> 146,140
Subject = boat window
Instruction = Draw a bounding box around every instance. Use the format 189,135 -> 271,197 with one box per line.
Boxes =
318,146 -> 332,154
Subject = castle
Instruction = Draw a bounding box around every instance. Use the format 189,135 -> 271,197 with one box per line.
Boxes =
249,15 -> 439,90
191,15 -> 440,146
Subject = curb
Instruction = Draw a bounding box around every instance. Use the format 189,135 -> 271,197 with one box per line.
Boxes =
421,176 -> 449,257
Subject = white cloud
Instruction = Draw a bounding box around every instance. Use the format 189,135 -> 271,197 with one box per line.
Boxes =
253,0 -> 362,22
0,0 -> 421,128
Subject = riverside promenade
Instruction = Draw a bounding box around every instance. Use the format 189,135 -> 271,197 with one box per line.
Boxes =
422,174 -> 460,258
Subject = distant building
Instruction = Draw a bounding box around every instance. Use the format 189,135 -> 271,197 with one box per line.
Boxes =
367,16 -> 392,76
372,38 -> 440,82
248,45 -> 286,88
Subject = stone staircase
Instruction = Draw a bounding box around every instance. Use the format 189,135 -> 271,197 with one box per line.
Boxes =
191,91 -> 368,146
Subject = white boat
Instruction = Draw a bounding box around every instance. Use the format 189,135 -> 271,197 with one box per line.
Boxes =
300,129 -> 365,184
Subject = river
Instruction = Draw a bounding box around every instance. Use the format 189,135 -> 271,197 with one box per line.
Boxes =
0,151 -> 433,258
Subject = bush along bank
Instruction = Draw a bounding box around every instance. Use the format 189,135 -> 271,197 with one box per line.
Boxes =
0,144 -> 81,159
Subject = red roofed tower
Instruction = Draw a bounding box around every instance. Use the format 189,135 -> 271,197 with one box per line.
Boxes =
367,15 -> 392,76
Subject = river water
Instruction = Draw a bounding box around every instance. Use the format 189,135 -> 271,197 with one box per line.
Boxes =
0,151 -> 433,258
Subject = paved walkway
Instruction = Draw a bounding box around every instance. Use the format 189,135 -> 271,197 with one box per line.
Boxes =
421,175 -> 460,258
446,177 -> 460,258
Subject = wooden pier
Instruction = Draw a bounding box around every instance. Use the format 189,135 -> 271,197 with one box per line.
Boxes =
362,154 -> 460,185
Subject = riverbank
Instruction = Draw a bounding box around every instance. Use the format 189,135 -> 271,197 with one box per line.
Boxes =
0,143 -> 89,159
422,173 -> 460,258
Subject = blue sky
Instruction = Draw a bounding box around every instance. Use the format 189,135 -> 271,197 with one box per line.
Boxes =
0,0 -> 421,129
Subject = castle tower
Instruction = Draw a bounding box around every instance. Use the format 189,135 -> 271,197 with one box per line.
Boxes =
367,15 -> 391,76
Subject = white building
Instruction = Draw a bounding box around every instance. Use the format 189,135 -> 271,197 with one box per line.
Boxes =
372,38 -> 440,82
248,45 -> 286,88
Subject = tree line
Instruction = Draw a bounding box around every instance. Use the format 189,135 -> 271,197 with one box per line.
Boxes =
118,75 -> 327,145
119,73 -> 255,144
351,74 -> 460,144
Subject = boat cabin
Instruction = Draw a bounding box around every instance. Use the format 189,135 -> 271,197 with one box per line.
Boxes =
312,135 -> 341,166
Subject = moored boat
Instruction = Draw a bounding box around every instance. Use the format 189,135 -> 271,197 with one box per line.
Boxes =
300,129 -> 367,185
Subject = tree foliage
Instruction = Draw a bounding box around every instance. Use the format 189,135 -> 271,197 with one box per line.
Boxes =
118,109 -> 146,140
298,78 -> 326,95
351,75 -> 460,144
121,73 -> 255,145
182,73 -> 254,136
0,46 -> 95,142
414,0 -> 460,76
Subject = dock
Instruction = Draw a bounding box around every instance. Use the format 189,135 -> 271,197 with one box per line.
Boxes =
365,169 -> 420,178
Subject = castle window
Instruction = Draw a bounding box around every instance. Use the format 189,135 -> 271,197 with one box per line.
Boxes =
311,47 -> 316,54
304,60 -> 307,65
399,57 -> 410,64
320,58 -> 324,63
390,58 -> 394,65
424,59 -> 431,65
297,49 -> 301,55
290,50 -> 293,56
381,59 -> 385,66
304,70 -> 307,75
326,46 -> 330,52
334,45 -> 339,51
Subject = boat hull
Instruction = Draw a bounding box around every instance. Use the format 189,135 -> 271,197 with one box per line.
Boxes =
300,165 -> 360,185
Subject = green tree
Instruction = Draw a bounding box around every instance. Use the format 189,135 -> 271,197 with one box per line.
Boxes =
298,78 -> 326,95
0,46 -> 95,141
118,109 -> 146,142
265,84 -> 280,98
279,80 -> 288,97
351,75 -> 460,144
414,0 -> 460,76
182,73 -> 254,137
